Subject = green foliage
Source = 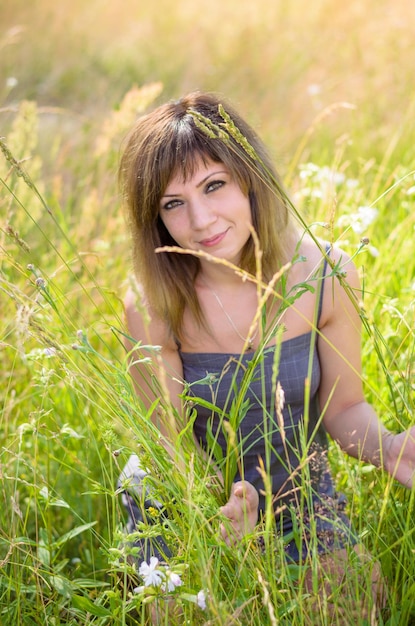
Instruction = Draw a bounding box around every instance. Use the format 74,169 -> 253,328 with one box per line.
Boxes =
1,3 -> 415,623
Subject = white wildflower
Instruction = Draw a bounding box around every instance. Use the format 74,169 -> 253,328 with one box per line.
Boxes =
318,166 -> 345,186
139,556 -> 164,587
307,83 -> 321,97
351,206 -> 378,234
163,570 -> 183,592
337,205 -> 378,235
346,177 -> 359,189
197,589 -> 207,610
299,162 -> 319,180
6,76 -> 18,89
43,347 -> 57,357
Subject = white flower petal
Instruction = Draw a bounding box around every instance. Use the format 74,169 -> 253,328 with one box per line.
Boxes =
143,570 -> 164,587
197,590 -> 207,610
139,557 -> 164,587
149,556 -> 159,569
165,571 -> 182,592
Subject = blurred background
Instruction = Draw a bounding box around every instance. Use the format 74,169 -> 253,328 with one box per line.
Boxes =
2,0 -> 415,164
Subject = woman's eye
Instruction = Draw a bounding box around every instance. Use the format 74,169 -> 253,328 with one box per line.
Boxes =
206,180 -> 224,193
163,199 -> 182,211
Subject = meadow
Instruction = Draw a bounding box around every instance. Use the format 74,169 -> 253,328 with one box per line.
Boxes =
1,0 -> 414,624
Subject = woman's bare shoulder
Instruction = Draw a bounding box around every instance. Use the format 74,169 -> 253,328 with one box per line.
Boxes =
299,237 -> 362,327
296,235 -> 355,275
124,286 -> 176,351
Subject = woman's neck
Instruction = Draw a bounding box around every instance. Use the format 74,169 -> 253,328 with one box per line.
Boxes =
196,260 -> 252,292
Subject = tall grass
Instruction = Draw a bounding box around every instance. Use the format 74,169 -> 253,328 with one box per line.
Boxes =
1,1 -> 415,624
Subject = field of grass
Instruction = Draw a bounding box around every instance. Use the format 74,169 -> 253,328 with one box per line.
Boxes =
1,0 -> 414,624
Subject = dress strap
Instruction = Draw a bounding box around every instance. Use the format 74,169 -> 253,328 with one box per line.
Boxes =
317,243 -> 331,327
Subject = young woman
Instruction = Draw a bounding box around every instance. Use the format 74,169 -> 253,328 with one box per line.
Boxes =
118,91 -> 414,610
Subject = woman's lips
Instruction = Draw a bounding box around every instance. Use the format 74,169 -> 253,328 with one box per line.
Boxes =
199,230 -> 228,247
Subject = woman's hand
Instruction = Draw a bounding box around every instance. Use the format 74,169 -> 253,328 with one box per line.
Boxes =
384,426 -> 415,488
219,480 -> 259,545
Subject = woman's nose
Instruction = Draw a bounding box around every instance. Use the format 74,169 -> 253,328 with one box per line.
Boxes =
188,199 -> 216,230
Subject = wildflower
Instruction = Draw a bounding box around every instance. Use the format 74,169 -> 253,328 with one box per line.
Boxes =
197,589 -> 207,610
35,277 -> 47,289
163,570 -> 183,592
139,556 -> 164,587
6,76 -> 18,89
337,205 -> 378,235
146,506 -> 159,517
43,347 -> 57,357
346,178 -> 359,189
351,206 -> 378,234
307,83 -> 321,96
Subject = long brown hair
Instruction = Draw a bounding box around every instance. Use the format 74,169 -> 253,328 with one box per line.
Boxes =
119,91 -> 297,340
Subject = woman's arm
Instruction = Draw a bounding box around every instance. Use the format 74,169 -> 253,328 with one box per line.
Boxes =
318,248 -> 415,488
124,287 -> 184,454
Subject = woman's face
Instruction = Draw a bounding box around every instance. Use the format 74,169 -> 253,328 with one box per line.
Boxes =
159,155 -> 252,266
